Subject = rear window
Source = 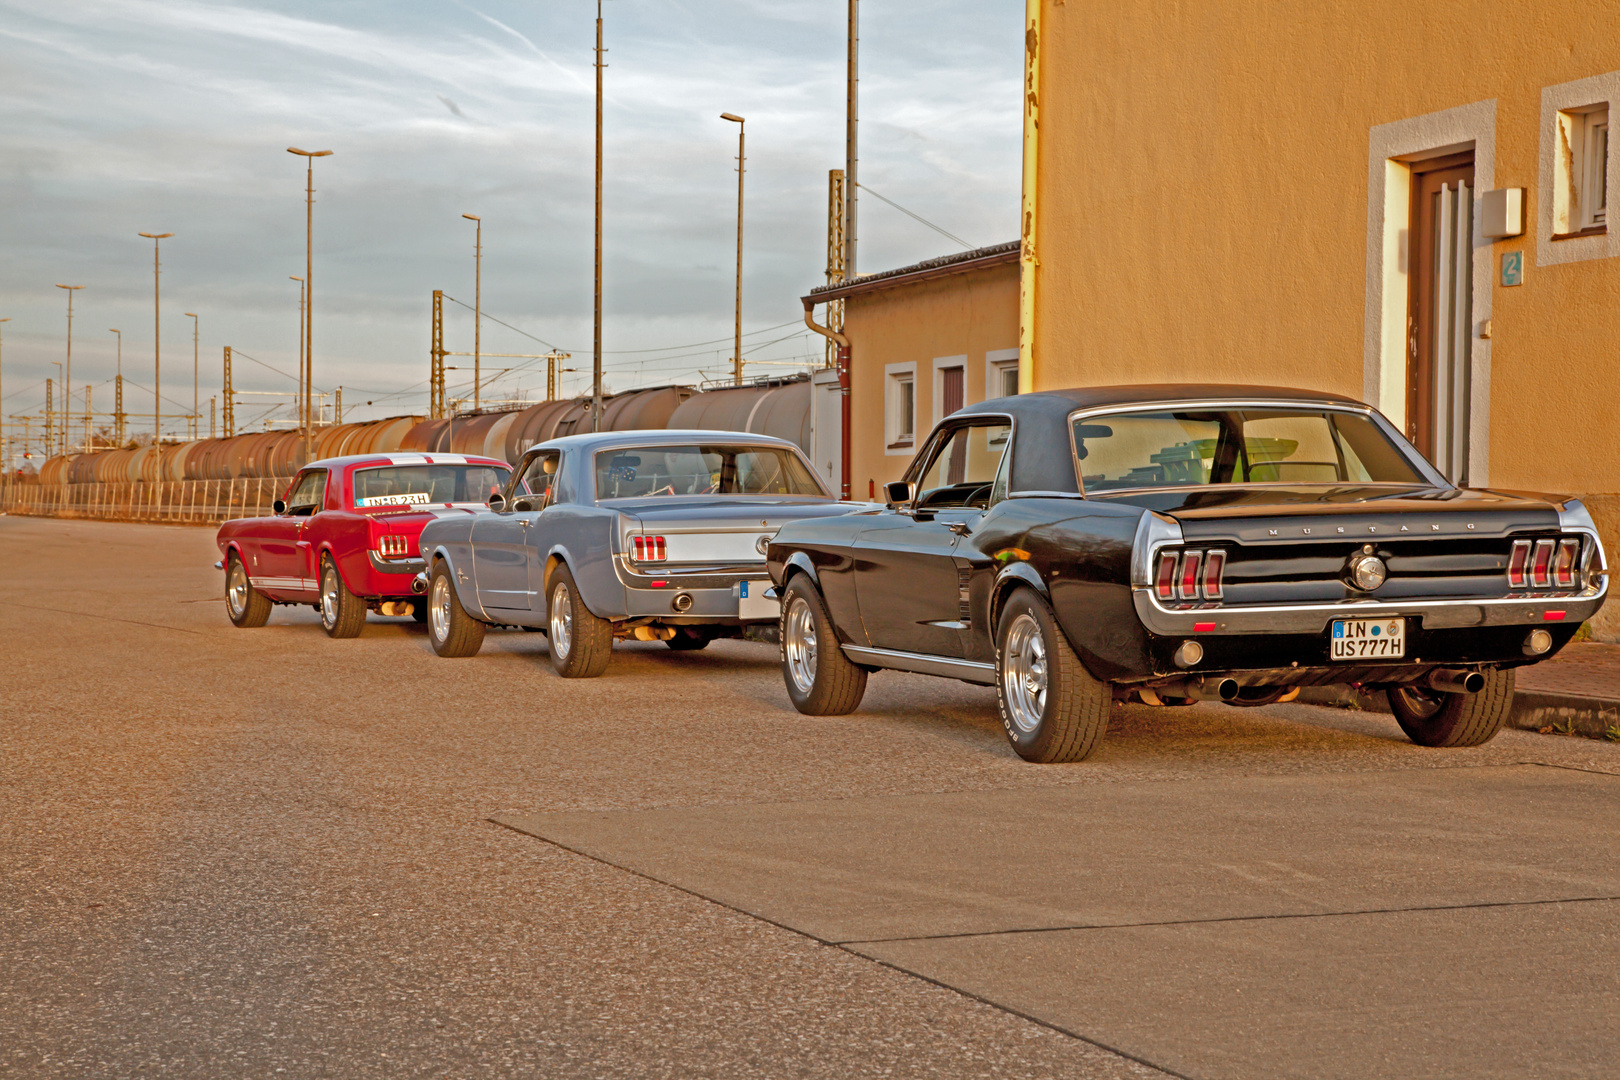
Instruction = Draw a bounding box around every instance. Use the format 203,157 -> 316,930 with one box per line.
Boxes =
1073,409 -> 1424,492
594,444 -> 825,499
352,464 -> 511,506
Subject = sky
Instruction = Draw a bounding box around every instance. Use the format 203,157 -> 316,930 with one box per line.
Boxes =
0,0 -> 1022,443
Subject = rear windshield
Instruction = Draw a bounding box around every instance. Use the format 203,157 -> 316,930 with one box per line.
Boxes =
1073,409 -> 1424,491
594,444 -> 825,499
352,464 -> 511,506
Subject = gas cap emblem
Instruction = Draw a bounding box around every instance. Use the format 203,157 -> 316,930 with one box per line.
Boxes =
1348,547 -> 1387,592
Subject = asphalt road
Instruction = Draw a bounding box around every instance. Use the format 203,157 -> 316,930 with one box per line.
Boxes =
4,515 -> 1620,1079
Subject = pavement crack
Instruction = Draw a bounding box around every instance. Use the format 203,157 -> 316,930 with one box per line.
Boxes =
3,600 -> 203,635
833,893 -> 1620,946
485,814 -> 1192,1080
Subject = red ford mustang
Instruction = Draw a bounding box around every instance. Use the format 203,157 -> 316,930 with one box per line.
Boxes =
216,452 -> 512,636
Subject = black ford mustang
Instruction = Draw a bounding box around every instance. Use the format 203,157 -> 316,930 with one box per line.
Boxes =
765,385 -> 1607,762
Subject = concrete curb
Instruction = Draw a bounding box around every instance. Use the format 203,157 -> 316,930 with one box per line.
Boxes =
1298,685 -> 1620,739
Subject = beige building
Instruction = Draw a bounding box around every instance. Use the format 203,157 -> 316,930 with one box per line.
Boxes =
805,2 -> 1619,632
805,242 -> 1019,501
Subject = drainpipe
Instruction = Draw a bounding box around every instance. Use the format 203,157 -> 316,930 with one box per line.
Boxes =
1018,0 -> 1042,395
803,299 -> 852,501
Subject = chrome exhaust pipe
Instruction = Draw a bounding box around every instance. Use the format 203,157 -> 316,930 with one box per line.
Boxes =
410,572 -> 429,595
1427,668 -> 1485,695
1156,677 -> 1240,702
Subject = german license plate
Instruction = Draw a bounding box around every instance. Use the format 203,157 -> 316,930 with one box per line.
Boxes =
735,580 -> 778,621
1330,618 -> 1405,660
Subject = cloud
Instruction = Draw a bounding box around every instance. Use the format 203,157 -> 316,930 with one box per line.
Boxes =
0,0 -> 1020,432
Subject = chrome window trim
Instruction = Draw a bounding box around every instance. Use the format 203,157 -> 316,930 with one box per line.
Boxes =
901,412 -> 1017,504
1065,399 -> 1449,496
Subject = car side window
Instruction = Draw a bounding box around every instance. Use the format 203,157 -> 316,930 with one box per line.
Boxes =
512,451 -> 562,509
988,434 -> 1013,505
912,422 -> 1011,511
286,470 -> 327,516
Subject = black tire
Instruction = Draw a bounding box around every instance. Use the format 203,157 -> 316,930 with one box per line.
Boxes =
995,589 -> 1110,763
547,564 -> 612,678
427,561 -> 486,658
779,575 -> 867,715
665,627 -> 714,651
224,553 -> 272,628
1388,668 -> 1514,747
319,555 -> 367,639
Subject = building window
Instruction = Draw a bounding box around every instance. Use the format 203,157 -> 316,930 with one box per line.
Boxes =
1555,104 -> 1609,237
885,362 -> 918,454
986,348 -> 1020,402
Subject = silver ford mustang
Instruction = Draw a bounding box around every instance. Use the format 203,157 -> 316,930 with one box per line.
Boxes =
414,429 -> 864,677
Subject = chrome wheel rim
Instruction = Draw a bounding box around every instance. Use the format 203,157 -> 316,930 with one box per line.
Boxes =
783,595 -> 818,694
550,583 -> 573,660
320,565 -> 338,629
429,574 -> 452,642
226,561 -> 248,618
1001,613 -> 1048,735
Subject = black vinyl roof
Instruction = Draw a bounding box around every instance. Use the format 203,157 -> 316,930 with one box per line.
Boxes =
955,384 -> 1369,494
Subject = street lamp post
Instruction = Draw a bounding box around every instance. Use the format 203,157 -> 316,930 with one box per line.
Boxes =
136,233 -> 171,443
462,213 -> 482,411
49,363 -> 61,456
185,312 -> 199,440
592,0 -> 605,431
55,284 -> 84,451
720,113 -> 746,386
0,318 -> 9,470
290,276 -> 305,433
287,147 -> 332,464
109,329 -> 124,445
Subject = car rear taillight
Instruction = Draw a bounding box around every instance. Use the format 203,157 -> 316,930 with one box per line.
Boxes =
1178,551 -> 1203,601
1553,538 -> 1580,588
1155,552 -> 1178,600
1506,540 -> 1531,589
631,535 -> 666,562
1155,549 -> 1226,603
1202,550 -> 1226,600
377,534 -> 411,558
1530,539 -> 1555,588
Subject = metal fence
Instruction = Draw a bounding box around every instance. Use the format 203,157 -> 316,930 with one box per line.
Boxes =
0,477 -> 292,525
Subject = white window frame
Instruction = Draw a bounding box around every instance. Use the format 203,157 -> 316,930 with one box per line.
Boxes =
931,355 -> 967,427
884,361 -> 918,456
1538,72 -> 1620,266
985,347 -> 1020,402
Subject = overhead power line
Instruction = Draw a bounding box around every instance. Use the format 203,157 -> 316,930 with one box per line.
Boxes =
855,182 -> 974,250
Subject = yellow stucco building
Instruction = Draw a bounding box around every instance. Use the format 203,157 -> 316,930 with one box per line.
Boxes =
805,0 -> 1619,631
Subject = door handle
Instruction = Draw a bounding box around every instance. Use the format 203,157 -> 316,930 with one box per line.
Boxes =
945,522 -> 972,536
519,519 -> 532,528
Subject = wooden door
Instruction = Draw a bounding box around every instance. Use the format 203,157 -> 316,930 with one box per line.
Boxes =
1407,152 -> 1475,479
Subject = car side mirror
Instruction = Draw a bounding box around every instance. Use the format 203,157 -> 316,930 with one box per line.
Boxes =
884,480 -> 915,508
272,499 -> 287,515
487,491 -> 506,511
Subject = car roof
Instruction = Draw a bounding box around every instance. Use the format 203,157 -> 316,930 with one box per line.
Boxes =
959,383 -> 1362,423
303,452 -> 511,470
531,429 -> 801,454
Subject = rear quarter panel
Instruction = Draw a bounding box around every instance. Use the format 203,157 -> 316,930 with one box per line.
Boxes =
970,498 -> 1148,681
535,503 -> 624,620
